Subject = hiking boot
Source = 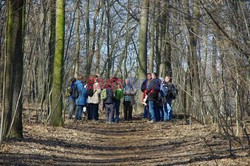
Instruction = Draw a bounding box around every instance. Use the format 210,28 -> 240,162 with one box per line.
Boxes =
148,120 -> 155,124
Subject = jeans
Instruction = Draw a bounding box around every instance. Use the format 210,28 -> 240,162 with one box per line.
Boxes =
158,105 -> 164,121
124,101 -> 132,121
87,104 -> 99,120
164,99 -> 173,121
114,100 -> 121,123
149,101 -> 157,122
75,105 -> 84,120
68,98 -> 75,119
105,103 -> 115,123
143,104 -> 149,119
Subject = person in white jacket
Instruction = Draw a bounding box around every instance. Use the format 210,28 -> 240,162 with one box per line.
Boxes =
87,75 -> 101,121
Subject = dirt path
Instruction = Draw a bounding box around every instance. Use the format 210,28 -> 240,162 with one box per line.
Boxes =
0,117 -> 249,165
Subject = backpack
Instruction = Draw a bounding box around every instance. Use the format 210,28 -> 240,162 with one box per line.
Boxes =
157,90 -> 163,102
161,84 -> 168,98
167,84 -> 178,100
72,84 -> 79,98
65,86 -> 72,97
101,89 -> 107,100
87,84 -> 95,97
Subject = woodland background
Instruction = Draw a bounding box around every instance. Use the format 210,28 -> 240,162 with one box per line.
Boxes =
0,0 -> 249,162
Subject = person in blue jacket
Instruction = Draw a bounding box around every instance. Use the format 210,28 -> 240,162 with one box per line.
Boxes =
75,75 -> 87,120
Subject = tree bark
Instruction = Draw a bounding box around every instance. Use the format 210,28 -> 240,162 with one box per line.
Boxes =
148,2 -> 155,73
86,0 -> 91,76
137,0 -> 149,113
74,0 -> 80,78
4,0 -> 24,138
49,0 -> 65,127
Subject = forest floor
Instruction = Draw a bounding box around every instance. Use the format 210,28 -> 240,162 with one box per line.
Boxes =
0,115 -> 250,166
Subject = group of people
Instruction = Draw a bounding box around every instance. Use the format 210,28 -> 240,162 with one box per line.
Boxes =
141,73 -> 177,123
67,74 -> 136,124
66,73 -> 177,124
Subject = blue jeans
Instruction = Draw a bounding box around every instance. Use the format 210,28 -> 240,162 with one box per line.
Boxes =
75,105 -> 84,120
143,104 -> 149,119
149,101 -> 157,122
68,98 -> 75,119
105,103 -> 115,123
158,106 -> 164,121
114,100 -> 121,123
164,100 -> 173,121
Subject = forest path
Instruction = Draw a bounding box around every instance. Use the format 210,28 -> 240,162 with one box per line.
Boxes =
0,117 -> 249,165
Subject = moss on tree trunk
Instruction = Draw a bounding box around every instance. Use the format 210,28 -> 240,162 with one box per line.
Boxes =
49,0 -> 65,127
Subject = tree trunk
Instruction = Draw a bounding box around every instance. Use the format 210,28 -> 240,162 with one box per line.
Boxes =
106,0 -> 112,78
96,10 -> 104,75
74,0 -> 80,78
155,1 -> 161,74
49,0 -> 65,127
148,2 -> 155,73
137,0 -> 149,113
85,0 -> 91,76
48,0 -> 56,117
91,0 -> 101,75
3,0 -> 24,139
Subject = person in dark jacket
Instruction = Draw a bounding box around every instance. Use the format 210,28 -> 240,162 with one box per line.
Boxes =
68,78 -> 77,119
163,76 -> 177,121
141,73 -> 152,119
75,75 -> 88,120
146,73 -> 161,123
104,84 -> 116,124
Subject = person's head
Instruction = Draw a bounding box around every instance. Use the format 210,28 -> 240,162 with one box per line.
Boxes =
147,73 -> 152,80
117,84 -> 122,89
112,76 -> 118,83
165,76 -> 172,83
125,78 -> 131,85
93,74 -> 99,82
71,77 -> 77,83
151,72 -> 158,79
77,75 -> 83,81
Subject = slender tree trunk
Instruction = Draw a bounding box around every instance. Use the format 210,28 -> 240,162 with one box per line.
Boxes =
4,0 -> 24,138
0,6 -> 5,100
106,0 -> 112,78
90,0 -> 101,75
187,0 -> 201,118
49,0 -> 65,126
155,1 -> 161,74
85,0 -> 91,76
74,0 -> 80,78
138,0 -> 149,113
159,0 -> 167,78
148,2 -> 155,73
48,0 -> 56,117
96,10 -> 104,75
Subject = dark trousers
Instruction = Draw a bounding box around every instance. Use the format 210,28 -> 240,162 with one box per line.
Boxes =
157,105 -> 163,122
124,101 -> 132,121
87,104 -> 99,120
143,103 -> 149,119
105,103 -> 115,123
115,100 -> 121,123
